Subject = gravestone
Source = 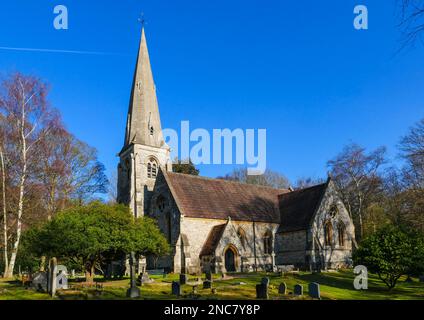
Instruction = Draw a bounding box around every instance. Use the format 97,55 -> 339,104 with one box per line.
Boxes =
420,275 -> 424,283
205,271 -> 212,281
294,284 -> 303,296
48,257 -> 58,297
203,280 -> 212,289
261,277 -> 270,287
136,272 -> 154,286
172,281 -> 181,296
192,285 -> 198,295
71,270 -> 75,278
56,266 -> 68,290
126,252 -> 140,298
180,274 -> 188,285
31,272 -> 48,292
256,284 -> 268,299
308,282 -> 320,299
278,282 -> 287,295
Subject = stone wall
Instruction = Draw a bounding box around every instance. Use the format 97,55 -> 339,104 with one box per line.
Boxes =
275,230 -> 307,267
117,144 -> 172,218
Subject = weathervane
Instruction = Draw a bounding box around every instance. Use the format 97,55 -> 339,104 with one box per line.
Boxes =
138,12 -> 146,28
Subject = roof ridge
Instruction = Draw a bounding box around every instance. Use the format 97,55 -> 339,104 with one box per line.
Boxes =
280,182 -> 327,196
167,171 -> 289,192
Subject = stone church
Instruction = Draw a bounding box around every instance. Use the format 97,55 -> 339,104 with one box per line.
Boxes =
117,28 -> 355,274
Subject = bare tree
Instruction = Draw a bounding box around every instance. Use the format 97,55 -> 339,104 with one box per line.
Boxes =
327,143 -> 387,242
398,0 -> 424,48
107,171 -> 118,203
0,132 -> 8,276
396,118 -> 424,231
294,176 -> 326,190
219,167 -> 290,189
0,73 -> 59,277
63,139 -> 108,205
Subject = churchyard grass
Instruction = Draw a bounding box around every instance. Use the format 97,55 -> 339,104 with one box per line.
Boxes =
1,270 -> 423,300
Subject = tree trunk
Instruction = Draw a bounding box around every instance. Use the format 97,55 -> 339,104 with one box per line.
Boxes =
4,96 -> 27,278
85,262 -> 95,283
0,148 -> 8,278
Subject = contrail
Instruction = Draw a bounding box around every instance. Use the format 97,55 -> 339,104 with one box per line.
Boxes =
0,46 -> 128,56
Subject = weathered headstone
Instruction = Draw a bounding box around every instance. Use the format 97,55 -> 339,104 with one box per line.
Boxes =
48,257 -> 57,297
203,280 -> 212,289
180,273 -> 188,285
71,269 -> 75,278
256,283 -> 268,299
56,266 -> 68,290
172,281 -> 181,296
278,282 -> 287,295
420,275 -> 424,283
308,282 -> 320,299
261,277 -> 270,287
136,272 -> 154,286
294,284 -> 303,296
31,272 -> 48,292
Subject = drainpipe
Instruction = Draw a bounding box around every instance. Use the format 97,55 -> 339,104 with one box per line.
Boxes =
253,220 -> 257,272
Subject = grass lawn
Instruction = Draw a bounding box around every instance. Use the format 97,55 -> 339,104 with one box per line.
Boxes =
0,270 -> 423,300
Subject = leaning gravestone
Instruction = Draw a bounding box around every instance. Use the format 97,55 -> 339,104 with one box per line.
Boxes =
31,272 -> 48,292
261,277 -> 270,287
256,283 -> 268,299
180,274 -> 188,285
172,281 -> 181,296
294,284 -> 303,296
278,282 -> 287,295
203,280 -> 212,289
308,282 -> 320,299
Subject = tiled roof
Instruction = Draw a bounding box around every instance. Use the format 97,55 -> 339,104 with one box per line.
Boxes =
164,171 -> 289,223
278,182 -> 329,232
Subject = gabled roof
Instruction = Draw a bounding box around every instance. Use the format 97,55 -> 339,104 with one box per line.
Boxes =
199,224 -> 227,256
163,171 -> 289,223
278,181 -> 329,232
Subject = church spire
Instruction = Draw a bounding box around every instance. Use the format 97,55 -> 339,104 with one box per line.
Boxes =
123,27 -> 165,150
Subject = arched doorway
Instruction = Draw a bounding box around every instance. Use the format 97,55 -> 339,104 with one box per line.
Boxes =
224,247 -> 236,272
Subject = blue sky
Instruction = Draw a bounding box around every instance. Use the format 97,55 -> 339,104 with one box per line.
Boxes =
0,0 -> 423,183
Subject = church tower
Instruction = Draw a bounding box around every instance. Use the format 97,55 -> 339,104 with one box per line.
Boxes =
117,27 -> 172,217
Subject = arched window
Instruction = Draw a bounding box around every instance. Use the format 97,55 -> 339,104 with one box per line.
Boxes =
324,221 -> 333,247
237,227 -> 246,248
156,195 -> 167,213
147,158 -> 158,178
338,223 -> 346,247
125,159 -> 131,180
263,230 -> 273,255
329,204 -> 339,218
